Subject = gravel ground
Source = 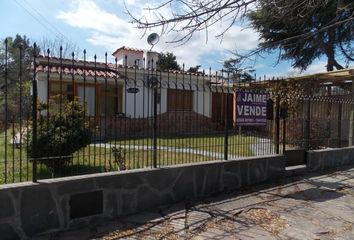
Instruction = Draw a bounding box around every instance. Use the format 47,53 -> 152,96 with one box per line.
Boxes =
37,166 -> 354,240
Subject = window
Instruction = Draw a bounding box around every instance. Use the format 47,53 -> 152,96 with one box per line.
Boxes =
99,86 -> 123,116
78,86 -> 96,116
49,82 -> 74,101
167,89 -> 193,111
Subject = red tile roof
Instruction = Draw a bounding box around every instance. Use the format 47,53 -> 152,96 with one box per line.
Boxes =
35,65 -> 118,78
112,46 -> 145,56
35,56 -> 120,78
34,56 -> 217,79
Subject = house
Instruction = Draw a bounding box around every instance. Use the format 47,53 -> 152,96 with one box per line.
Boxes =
34,46 -> 233,138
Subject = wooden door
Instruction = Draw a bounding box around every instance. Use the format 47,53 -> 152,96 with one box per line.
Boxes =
212,92 -> 234,125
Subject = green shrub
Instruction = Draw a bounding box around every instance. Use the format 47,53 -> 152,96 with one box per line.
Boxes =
111,147 -> 126,171
28,96 -> 92,173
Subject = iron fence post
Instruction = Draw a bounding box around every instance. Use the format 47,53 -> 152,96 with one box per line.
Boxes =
282,118 -> 286,154
224,89 -> 229,160
304,99 -> 311,150
349,80 -> 354,146
338,103 -> 342,148
4,38 -> 8,183
152,76 -> 158,168
275,96 -> 280,154
351,102 -> 354,146
32,43 -> 38,182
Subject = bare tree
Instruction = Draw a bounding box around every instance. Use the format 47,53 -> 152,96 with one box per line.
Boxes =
40,38 -> 81,58
126,0 -> 256,44
127,0 -> 353,62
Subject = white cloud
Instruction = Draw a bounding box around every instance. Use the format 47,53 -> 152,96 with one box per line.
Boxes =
296,61 -> 354,75
261,61 -> 328,79
57,0 -> 260,68
124,0 -> 136,6
300,62 -> 327,74
286,61 -> 327,76
57,1 -> 130,35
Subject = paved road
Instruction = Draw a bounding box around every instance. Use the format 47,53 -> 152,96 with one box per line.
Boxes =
39,166 -> 354,240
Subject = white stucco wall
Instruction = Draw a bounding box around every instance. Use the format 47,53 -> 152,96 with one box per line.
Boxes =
124,86 -> 166,118
143,51 -> 159,69
123,84 -> 211,119
37,79 -> 48,102
114,50 -> 144,67
193,90 -> 211,118
121,69 -> 213,119
35,68 -> 214,120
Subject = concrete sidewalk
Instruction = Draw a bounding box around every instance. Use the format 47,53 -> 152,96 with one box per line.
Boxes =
38,166 -> 354,240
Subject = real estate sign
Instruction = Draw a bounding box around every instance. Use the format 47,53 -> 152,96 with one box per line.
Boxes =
236,91 -> 268,126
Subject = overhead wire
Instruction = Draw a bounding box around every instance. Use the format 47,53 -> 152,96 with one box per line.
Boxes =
12,0 -> 69,42
21,0 -> 68,41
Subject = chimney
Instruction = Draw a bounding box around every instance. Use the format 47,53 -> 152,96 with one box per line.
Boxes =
143,51 -> 160,70
112,46 -> 144,67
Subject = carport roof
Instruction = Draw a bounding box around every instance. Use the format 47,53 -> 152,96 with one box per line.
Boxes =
242,68 -> 354,89
283,68 -> 354,82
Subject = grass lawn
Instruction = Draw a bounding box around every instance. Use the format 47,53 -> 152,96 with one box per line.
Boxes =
0,129 -> 31,184
109,134 -> 255,157
0,131 -> 256,184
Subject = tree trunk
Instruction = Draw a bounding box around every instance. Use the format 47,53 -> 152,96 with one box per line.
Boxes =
325,45 -> 344,71
325,29 -> 344,71
333,59 -> 344,70
326,52 -> 335,72
349,79 -> 354,146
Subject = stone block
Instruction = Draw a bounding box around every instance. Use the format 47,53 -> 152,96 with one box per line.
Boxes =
0,154 -> 291,238
221,172 -> 241,191
249,159 -> 267,185
194,166 -> 206,197
342,149 -> 352,165
136,186 -> 173,212
307,152 -> 320,171
239,160 -> 250,186
203,165 -> 221,195
21,187 -> 59,237
57,178 -> 95,195
0,223 -> 20,240
267,156 -> 285,179
96,172 -> 144,190
69,190 -> 103,219
0,192 -> 14,218
324,151 -> 339,168
307,149 -> 351,171
120,192 -> 137,216
60,198 -> 68,228
143,168 -> 180,191
223,161 -> 241,174
221,162 -> 242,191
172,168 -> 194,201
105,192 -> 118,218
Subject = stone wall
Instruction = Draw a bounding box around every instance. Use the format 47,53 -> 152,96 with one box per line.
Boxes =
307,146 -> 354,171
0,155 -> 284,239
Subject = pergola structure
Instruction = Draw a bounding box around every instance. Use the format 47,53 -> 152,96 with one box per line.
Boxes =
247,68 -> 354,91
289,68 -> 354,82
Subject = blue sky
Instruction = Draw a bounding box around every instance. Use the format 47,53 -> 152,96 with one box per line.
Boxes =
0,0 -> 336,77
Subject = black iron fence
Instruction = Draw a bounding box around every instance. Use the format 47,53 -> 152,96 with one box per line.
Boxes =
0,41 -> 353,184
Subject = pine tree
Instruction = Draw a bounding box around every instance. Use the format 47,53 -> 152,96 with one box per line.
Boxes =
249,0 -> 353,71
